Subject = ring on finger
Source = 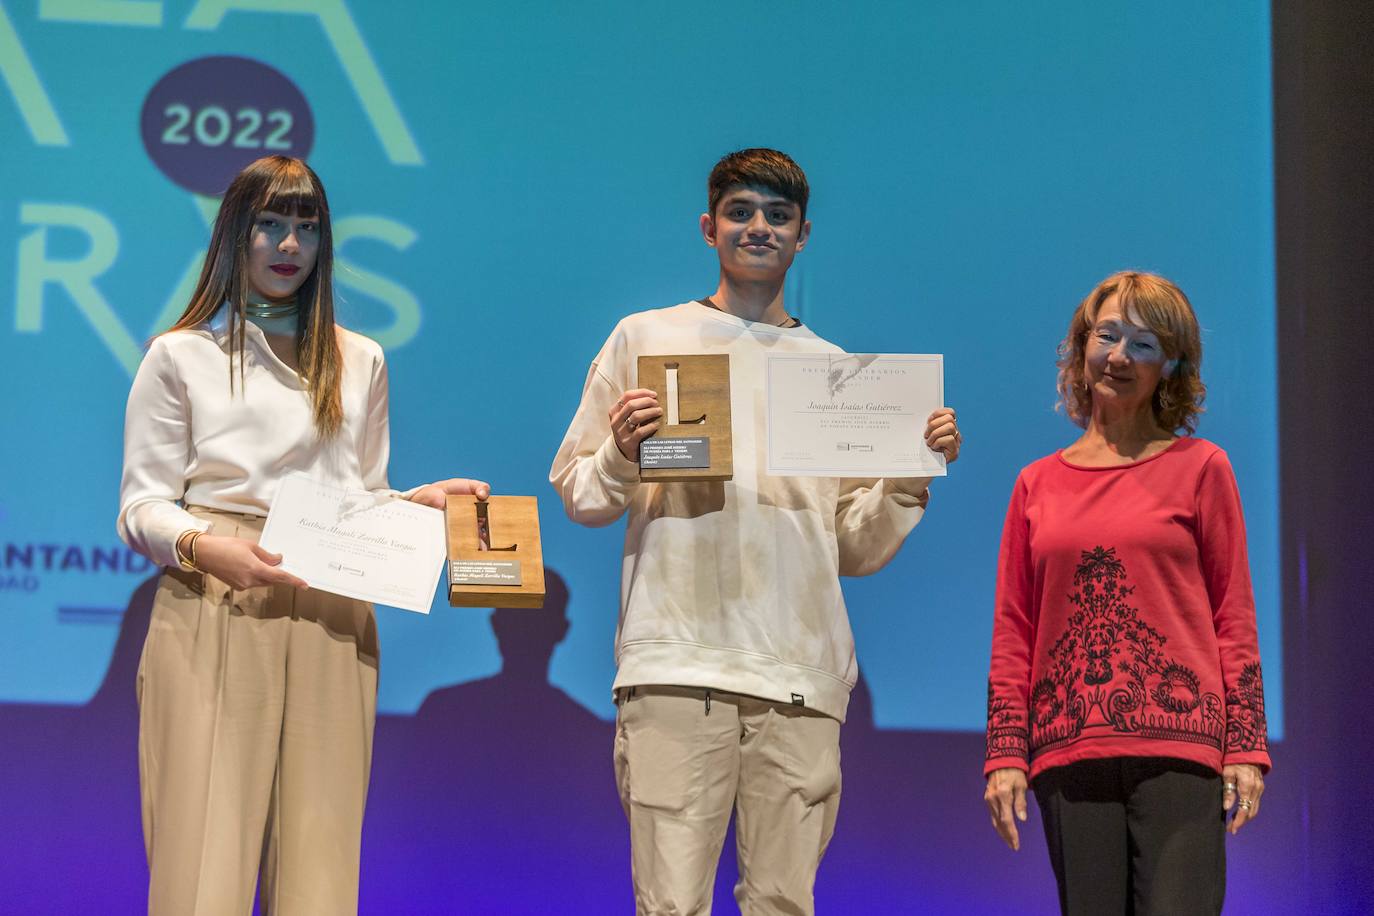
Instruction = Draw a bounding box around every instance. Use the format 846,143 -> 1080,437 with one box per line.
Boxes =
627,419 -> 637,430
1223,782 -> 1237,793
1238,798 -> 1253,810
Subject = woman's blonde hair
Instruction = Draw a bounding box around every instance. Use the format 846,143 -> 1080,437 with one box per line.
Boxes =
163,156 -> 343,436
1056,271 -> 1206,434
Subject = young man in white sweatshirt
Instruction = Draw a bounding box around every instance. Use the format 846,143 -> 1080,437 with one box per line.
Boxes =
550,148 -> 960,915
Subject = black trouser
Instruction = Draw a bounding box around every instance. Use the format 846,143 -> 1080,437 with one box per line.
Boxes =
1033,757 -> 1225,916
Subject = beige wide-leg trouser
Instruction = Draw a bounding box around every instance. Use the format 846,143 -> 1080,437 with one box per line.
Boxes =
136,508 -> 379,916
615,685 -> 843,916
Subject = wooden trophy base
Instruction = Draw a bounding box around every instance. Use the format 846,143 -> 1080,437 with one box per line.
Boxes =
445,495 -> 546,608
637,353 -> 733,482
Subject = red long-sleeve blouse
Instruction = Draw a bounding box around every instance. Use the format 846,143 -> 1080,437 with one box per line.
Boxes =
984,437 -> 1271,780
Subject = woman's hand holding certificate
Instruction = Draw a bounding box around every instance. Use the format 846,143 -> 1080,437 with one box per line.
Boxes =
189,535 -> 311,591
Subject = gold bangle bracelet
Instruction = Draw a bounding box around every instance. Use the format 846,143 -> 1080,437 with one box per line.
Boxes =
176,530 -> 202,572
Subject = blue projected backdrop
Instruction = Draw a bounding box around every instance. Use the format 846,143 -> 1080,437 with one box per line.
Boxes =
0,4 -> 1284,912
1,0 -> 1280,732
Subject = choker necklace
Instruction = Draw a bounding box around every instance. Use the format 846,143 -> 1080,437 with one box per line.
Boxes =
244,299 -> 299,320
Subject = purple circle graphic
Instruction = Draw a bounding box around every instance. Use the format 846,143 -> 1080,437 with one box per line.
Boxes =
140,56 -> 315,196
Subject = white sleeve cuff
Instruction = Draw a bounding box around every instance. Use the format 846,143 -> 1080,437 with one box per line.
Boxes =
125,503 -> 212,570
594,434 -> 641,487
887,476 -> 932,507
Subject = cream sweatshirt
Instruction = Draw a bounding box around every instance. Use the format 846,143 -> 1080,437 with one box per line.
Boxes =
549,301 -> 933,721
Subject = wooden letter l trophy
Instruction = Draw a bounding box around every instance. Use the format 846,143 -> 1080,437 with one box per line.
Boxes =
445,495 -> 546,608
636,354 -> 733,482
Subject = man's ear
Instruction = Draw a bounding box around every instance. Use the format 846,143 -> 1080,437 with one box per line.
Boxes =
795,218 -> 812,253
699,212 -> 718,248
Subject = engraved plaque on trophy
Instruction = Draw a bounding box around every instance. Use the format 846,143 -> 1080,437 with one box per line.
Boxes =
636,354 -> 733,482
445,495 -> 546,608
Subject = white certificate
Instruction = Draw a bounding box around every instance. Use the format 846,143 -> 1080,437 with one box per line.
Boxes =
765,353 -> 946,478
259,473 -> 445,614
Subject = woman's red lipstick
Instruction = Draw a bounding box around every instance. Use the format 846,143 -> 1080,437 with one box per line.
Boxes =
270,264 -> 300,276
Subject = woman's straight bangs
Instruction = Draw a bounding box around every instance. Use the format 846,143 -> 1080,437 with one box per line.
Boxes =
255,162 -> 320,219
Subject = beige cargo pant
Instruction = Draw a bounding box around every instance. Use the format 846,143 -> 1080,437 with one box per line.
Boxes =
136,508 -> 379,916
615,685 -> 843,916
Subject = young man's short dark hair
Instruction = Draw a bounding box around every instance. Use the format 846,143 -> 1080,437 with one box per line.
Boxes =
707,148 -> 810,220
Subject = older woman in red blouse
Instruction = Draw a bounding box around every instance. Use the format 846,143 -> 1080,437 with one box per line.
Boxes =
982,271 -> 1270,915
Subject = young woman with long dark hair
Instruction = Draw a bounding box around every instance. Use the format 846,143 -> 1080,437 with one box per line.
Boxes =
118,155 -> 485,914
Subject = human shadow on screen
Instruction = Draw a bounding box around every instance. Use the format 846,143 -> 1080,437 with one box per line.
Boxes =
362,568 -> 627,914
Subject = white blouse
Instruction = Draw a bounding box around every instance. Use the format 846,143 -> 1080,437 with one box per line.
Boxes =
117,307 -> 403,569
